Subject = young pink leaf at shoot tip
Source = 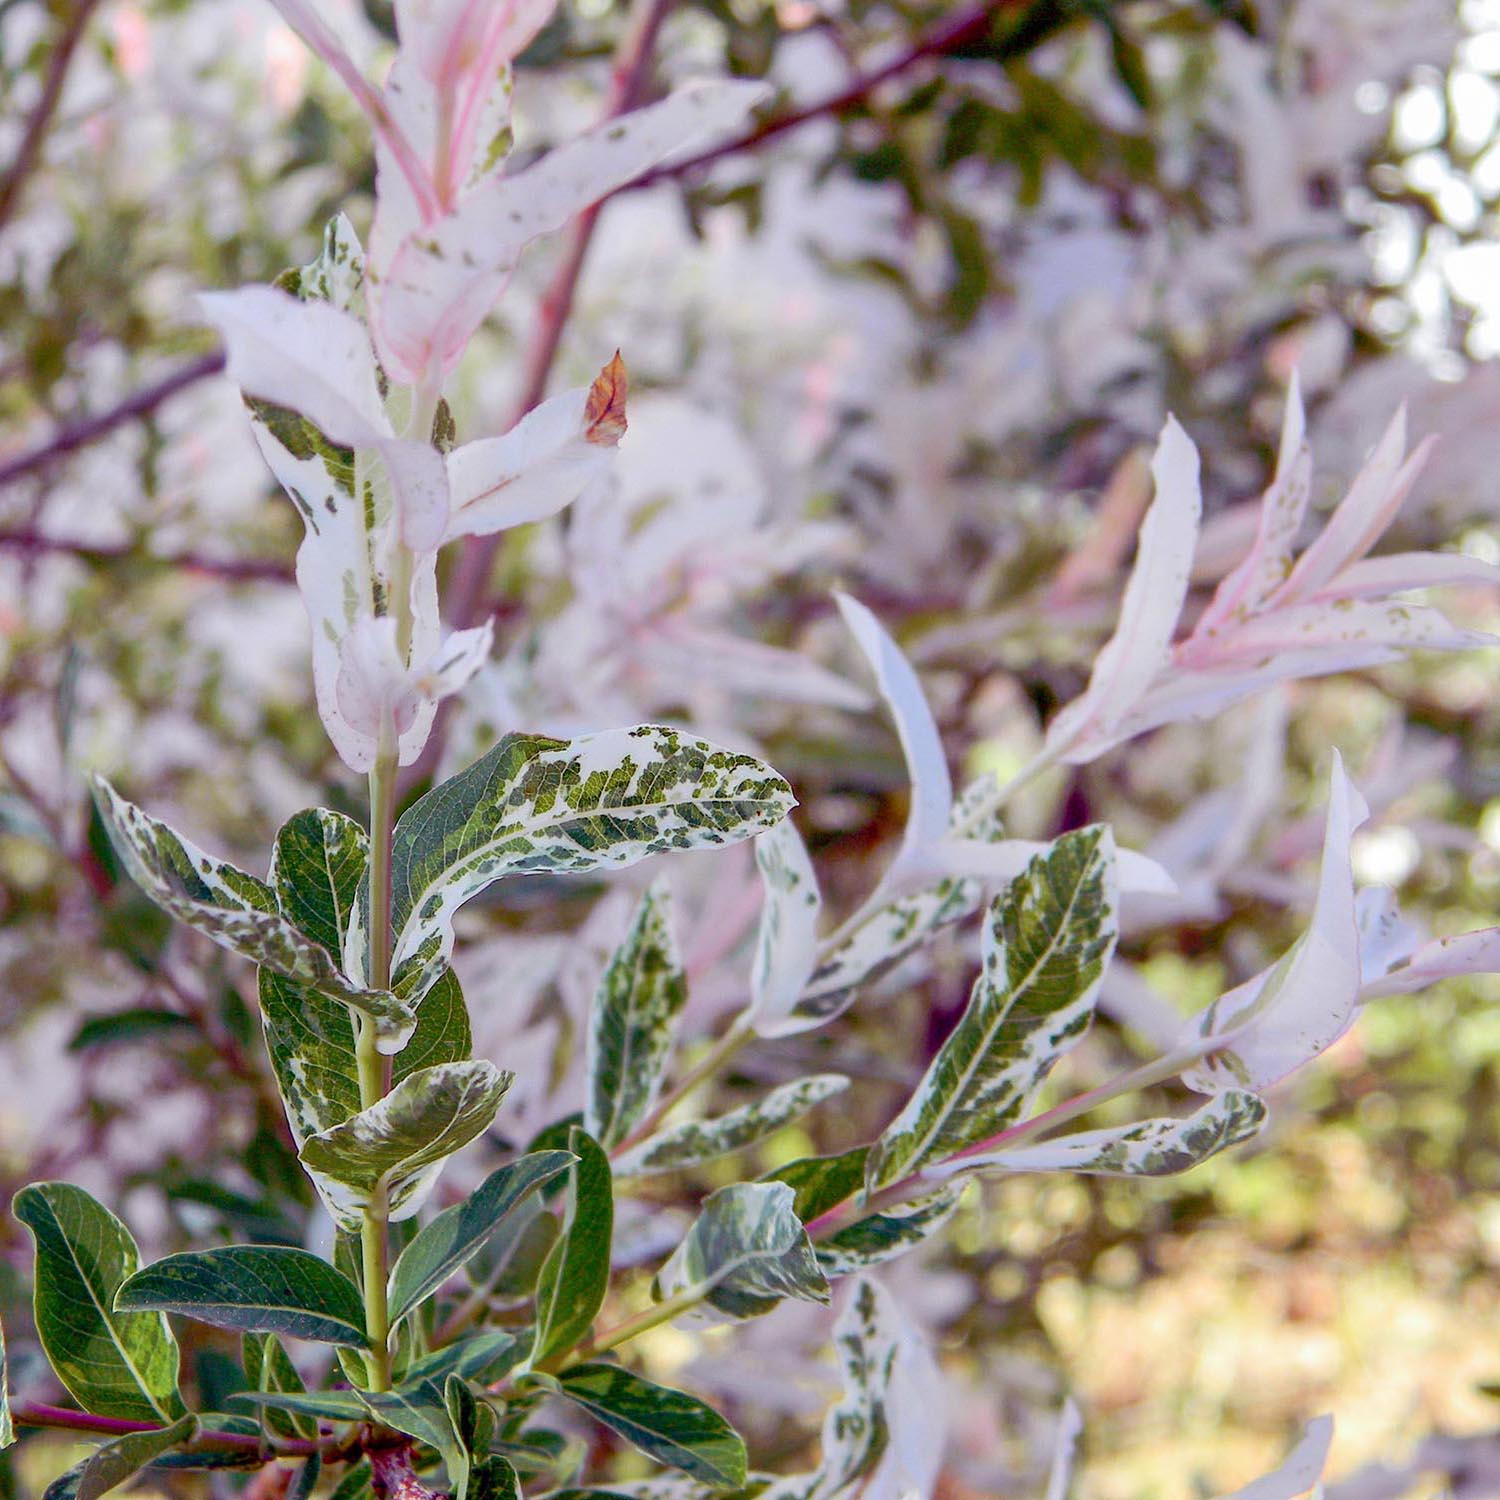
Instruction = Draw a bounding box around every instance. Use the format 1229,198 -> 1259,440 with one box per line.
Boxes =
1182,753 -> 1369,1094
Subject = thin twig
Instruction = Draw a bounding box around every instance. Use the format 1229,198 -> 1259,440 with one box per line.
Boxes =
0,0 -> 107,233
0,351 -> 228,493
0,526 -> 291,583
11,1401 -> 323,1458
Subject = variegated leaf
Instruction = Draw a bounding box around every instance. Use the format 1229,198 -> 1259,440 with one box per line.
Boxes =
388,726 -> 795,1001
0,1312 -> 10,1450
814,1183 -> 966,1278
41,1415 -> 199,1500
654,1183 -> 828,1322
748,819 -> 823,1038
928,1092 -> 1267,1180
585,880 -> 688,1150
92,778 -> 413,1049
270,807 -> 369,980
865,827 -> 1119,1193
761,1147 -> 868,1223
613,1075 -> 848,1177
299,1061 -> 512,1228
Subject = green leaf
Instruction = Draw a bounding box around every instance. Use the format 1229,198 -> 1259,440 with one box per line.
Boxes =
329,1459 -> 376,1499
552,1363 -> 747,1490
91,778 -> 413,1049
446,1375 -> 510,1500
761,1147 -> 868,1223
230,1388 -> 370,1422
116,1246 -> 369,1347
936,1091 -> 1268,1179
585,881 -> 688,1149
288,1455 -> 323,1500
790,876 -> 982,1031
865,827 -> 1118,1193
388,727 -> 796,1000
614,1075 -> 849,1177
41,1414 -> 199,1500
298,1060 -> 513,1229
654,1182 -> 828,1322
13,1183 -> 184,1422
530,1128 -> 613,1365
243,1331 -> 315,1441
68,1008 -> 197,1052
0,1311 -> 12,1449
815,1183 -> 967,1277
356,1380 -> 466,1489
390,1151 -> 575,1322
270,808 -> 368,971
401,1330 -> 525,1387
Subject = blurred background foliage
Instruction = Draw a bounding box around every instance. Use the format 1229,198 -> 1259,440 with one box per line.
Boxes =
8,0 -> 1500,1495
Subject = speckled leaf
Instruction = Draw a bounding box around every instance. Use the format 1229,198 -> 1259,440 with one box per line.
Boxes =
389,1151 -> 575,1322
41,1415 -> 199,1500
613,1076 -> 848,1177
388,726 -> 795,1001
299,1061 -> 512,1229
585,881 -> 688,1149
932,1092 -> 1268,1180
117,1246 -> 368,1347
530,1128 -> 613,1365
654,1183 -> 828,1322
748,820 -> 822,1037
13,1183 -> 184,1423
271,807 -> 368,979
552,1364 -> 747,1489
814,1183 -> 966,1278
761,1147 -> 869,1223
0,1310 -> 12,1449
92,778 -> 413,1049
865,827 -> 1118,1193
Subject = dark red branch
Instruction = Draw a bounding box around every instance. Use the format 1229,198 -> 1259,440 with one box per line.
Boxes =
12,1400 -> 321,1457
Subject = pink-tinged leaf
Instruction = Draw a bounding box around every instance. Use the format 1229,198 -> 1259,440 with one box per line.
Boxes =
1183,754 -> 1369,1094
749,819 -> 823,1038
935,836 -> 1176,898
369,79 -> 768,383
444,358 -> 625,542
1361,925 -> 1500,999
835,592 -> 952,873
1194,371 -> 1311,633
1217,1416 -> 1332,1500
641,625 -> 874,712
1311,548 -> 1500,599
378,437 -> 450,551
1277,407 -> 1433,605
1354,886 -> 1424,986
199,287 -> 390,446
1044,417 -> 1202,764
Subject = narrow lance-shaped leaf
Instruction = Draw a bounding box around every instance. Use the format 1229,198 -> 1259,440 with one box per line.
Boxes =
762,1147 -> 869,1223
654,1182 -> 829,1322
814,1183 -> 967,1279
0,1310 -> 12,1449
530,1128 -> 613,1365
388,726 -> 795,1002
389,1150 -> 575,1323
355,1380 -> 467,1492
928,1092 -> 1268,1181
748,819 -> 823,1038
299,1060 -> 513,1229
271,807 -> 369,980
866,826 -> 1119,1193
1221,1416 -> 1333,1500
13,1183 -> 185,1423
91,779 -> 413,1050
116,1246 -> 369,1347
585,880 -> 688,1149
613,1075 -> 848,1178
243,1331 -> 315,1443
41,1415 -> 199,1500
550,1364 -> 748,1490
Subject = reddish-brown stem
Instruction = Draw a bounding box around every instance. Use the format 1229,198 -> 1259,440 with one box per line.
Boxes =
11,1401 -> 322,1457
0,0 -> 107,234
0,351 -> 228,493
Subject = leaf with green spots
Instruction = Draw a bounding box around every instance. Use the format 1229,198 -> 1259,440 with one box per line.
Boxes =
0,1310 -> 13,1449
814,1183 -> 966,1277
585,881 -> 688,1149
299,1061 -> 513,1230
761,1147 -> 868,1223
116,1246 -> 369,1347
270,808 -> 368,976
40,1415 -> 199,1500
930,1092 -> 1268,1180
390,1151 -> 575,1322
614,1076 -> 848,1177
91,778 -> 412,1048
530,1128 -> 613,1365
13,1183 -> 184,1422
865,827 -> 1118,1193
388,726 -> 796,1001
748,819 -> 822,1037
551,1364 -> 747,1490
654,1183 -> 828,1322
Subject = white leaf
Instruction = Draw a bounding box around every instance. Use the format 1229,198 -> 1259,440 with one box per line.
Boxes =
1216,1416 -> 1332,1500
1183,754 -> 1369,1093
1045,417 -> 1203,764
1361,924 -> 1500,999
1044,1398 -> 1083,1500
749,819 -> 823,1038
934,835 -> 1176,898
